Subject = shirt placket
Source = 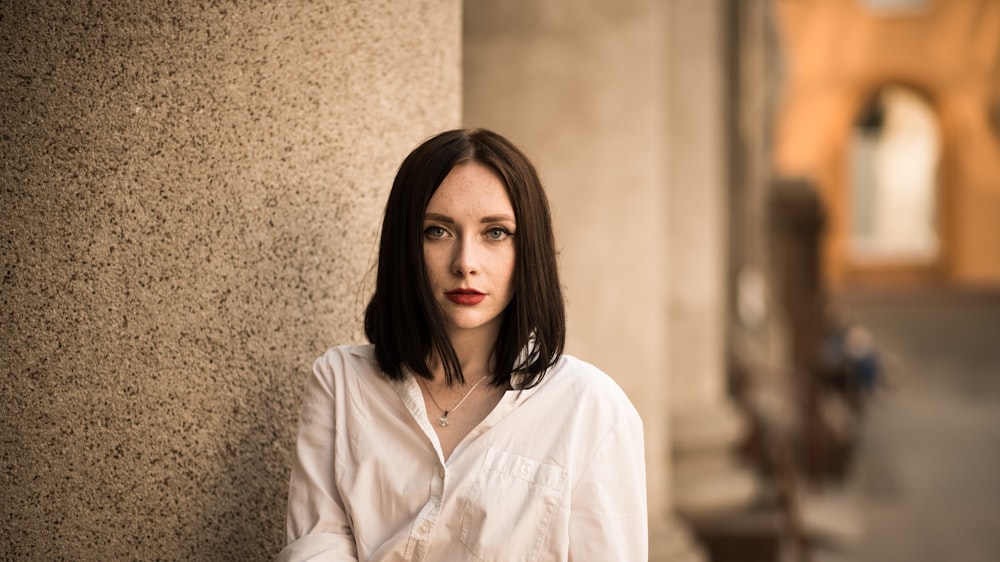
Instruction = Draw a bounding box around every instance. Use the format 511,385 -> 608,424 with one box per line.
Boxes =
402,463 -> 446,561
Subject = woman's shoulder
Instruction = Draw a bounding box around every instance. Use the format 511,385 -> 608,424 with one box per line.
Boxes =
544,354 -> 641,420
549,354 -> 619,388
312,344 -> 381,381
315,343 -> 376,362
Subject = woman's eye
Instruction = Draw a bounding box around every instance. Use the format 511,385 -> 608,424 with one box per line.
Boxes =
486,227 -> 512,241
424,226 -> 448,239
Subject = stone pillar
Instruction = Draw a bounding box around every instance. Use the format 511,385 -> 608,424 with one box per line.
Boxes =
463,1 -> 703,559
664,0 -> 759,518
1,1 -> 460,559
768,178 -> 835,483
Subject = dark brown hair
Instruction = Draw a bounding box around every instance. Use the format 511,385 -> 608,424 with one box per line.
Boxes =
364,128 -> 565,388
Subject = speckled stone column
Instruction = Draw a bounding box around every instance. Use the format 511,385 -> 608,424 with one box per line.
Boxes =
664,0 -> 759,517
1,1 -> 459,559
464,1 -> 703,560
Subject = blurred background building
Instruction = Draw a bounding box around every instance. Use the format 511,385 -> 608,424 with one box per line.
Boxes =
3,0 -> 998,560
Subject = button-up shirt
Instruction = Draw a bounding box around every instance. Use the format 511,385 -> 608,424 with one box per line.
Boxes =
279,345 -> 647,561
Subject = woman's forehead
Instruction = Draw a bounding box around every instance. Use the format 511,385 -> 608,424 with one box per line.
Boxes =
425,164 -> 514,218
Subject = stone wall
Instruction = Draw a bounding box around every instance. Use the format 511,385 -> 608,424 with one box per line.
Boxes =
1,1 -> 460,558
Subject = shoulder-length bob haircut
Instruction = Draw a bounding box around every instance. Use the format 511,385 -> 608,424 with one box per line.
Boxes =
364,128 -> 565,388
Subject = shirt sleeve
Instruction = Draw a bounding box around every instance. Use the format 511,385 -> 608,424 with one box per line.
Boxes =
278,354 -> 359,562
568,410 -> 648,561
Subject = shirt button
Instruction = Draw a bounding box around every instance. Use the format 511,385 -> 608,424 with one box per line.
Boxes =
520,463 -> 531,475
439,467 -> 446,478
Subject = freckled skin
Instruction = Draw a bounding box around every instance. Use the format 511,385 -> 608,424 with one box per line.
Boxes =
422,163 -> 516,347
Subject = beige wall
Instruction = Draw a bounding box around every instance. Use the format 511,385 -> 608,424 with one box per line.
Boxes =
1,1 -> 460,559
463,0 -> 671,536
664,0 -> 759,518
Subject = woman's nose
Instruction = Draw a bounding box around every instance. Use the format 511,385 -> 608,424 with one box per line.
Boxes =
452,237 -> 480,275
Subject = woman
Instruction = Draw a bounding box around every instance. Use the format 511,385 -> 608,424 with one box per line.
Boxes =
280,129 -> 647,561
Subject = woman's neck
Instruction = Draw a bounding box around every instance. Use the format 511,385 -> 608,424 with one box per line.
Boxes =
429,326 -> 499,385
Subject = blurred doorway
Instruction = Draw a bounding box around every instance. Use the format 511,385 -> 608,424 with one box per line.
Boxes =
846,85 -> 942,283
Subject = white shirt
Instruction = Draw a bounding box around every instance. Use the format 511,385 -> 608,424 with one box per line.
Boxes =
279,345 -> 647,561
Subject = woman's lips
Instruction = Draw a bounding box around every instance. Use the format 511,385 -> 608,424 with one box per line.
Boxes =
446,289 -> 486,305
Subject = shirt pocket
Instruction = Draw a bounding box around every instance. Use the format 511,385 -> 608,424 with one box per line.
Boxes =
459,447 -> 567,562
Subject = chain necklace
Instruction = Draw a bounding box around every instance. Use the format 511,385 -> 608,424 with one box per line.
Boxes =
419,374 -> 490,427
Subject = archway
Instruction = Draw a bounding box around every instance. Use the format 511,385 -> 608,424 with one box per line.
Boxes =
845,85 -> 942,281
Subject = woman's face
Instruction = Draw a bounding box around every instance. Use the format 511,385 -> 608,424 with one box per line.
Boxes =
423,163 -> 516,343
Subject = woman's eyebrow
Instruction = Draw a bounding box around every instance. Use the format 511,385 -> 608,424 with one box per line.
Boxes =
480,214 -> 515,224
424,212 -> 454,223
423,212 -> 515,224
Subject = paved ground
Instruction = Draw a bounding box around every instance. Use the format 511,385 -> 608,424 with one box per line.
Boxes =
810,288 -> 1000,562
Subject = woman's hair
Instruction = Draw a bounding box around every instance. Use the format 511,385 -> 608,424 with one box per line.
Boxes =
364,128 -> 565,388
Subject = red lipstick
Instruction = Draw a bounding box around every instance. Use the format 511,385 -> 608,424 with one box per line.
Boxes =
446,288 -> 486,305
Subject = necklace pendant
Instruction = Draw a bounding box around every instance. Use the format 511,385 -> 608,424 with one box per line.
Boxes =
438,412 -> 449,427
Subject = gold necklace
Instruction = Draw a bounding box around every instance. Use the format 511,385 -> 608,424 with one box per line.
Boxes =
419,375 -> 490,427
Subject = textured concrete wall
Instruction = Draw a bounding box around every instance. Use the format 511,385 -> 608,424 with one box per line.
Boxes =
463,0 -> 670,531
1,1 -> 460,559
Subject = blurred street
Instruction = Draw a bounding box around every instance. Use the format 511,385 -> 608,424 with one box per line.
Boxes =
813,288 -> 1000,562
